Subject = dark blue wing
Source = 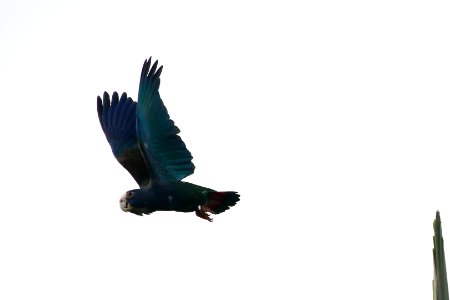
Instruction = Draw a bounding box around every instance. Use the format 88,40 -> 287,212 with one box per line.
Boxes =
136,57 -> 195,182
97,91 -> 150,187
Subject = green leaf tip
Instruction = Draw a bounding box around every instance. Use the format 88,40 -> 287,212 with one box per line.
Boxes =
433,210 -> 449,300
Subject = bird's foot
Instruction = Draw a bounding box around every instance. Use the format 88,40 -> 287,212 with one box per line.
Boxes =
196,205 -> 213,222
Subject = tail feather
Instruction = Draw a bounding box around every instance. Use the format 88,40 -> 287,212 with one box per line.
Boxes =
206,191 -> 240,214
196,191 -> 240,221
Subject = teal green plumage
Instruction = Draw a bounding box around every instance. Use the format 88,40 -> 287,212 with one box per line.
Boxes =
97,57 -> 239,221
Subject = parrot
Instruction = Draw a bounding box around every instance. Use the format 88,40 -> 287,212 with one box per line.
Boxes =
97,57 -> 239,221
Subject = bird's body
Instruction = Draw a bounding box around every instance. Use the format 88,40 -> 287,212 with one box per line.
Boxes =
122,181 -> 212,214
97,57 -> 239,221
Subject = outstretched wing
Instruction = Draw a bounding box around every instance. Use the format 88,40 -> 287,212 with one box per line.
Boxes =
136,57 -> 195,182
97,91 -> 150,187
433,211 -> 449,300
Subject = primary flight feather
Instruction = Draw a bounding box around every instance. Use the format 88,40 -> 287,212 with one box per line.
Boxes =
97,57 -> 239,221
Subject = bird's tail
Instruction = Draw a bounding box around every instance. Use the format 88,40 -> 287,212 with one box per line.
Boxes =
196,192 -> 240,221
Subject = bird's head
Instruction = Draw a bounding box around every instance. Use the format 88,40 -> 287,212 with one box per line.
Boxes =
120,189 -> 152,216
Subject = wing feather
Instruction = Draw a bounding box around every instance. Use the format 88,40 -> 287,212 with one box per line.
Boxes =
136,57 -> 195,182
97,91 -> 150,187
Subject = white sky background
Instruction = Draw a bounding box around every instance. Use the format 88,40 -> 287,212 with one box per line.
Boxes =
1,0 -> 450,299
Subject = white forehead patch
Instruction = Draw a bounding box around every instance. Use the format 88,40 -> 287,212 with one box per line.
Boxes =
120,193 -> 129,212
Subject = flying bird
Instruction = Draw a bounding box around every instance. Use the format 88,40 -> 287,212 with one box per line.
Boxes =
97,57 -> 239,221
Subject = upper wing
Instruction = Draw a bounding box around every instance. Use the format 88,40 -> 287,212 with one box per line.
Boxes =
136,57 -> 195,182
97,91 -> 150,187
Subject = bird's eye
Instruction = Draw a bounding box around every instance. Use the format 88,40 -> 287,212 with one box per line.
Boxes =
126,191 -> 134,198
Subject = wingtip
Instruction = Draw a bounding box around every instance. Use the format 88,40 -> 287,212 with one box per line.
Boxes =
111,92 -> 119,106
140,57 -> 152,82
97,96 -> 103,115
120,92 -> 128,102
155,65 -> 163,78
147,57 -> 152,70
148,60 -> 159,77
